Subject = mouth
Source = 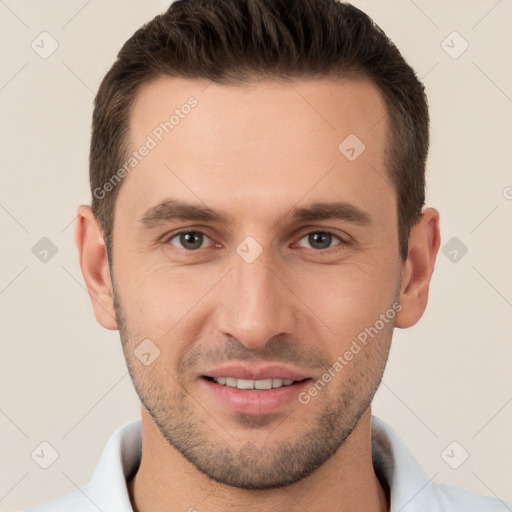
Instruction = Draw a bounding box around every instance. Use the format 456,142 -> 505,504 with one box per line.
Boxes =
199,365 -> 313,415
202,375 -> 307,390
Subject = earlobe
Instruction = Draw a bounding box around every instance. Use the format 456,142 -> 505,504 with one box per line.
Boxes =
395,207 -> 441,329
74,205 -> 119,330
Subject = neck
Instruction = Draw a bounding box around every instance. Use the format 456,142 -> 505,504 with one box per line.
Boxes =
128,406 -> 389,512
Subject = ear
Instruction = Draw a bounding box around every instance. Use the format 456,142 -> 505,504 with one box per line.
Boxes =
74,205 -> 118,330
395,207 -> 441,329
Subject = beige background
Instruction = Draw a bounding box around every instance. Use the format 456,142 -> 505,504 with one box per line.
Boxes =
1,0 -> 511,510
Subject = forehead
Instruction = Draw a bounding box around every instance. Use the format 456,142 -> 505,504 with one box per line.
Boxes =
118,75 -> 394,231
129,75 -> 388,151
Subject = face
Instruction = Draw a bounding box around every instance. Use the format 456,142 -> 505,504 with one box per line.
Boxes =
110,76 -> 403,489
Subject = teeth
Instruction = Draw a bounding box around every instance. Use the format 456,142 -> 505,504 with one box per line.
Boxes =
255,379 -> 273,390
237,379 -> 255,390
225,377 -> 237,387
212,377 -> 297,390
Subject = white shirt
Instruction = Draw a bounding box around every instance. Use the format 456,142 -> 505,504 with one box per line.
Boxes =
25,416 -> 510,512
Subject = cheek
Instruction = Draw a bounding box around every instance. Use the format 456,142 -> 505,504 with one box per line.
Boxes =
115,239 -> 399,346
117,259 -> 223,341
296,260 -> 397,344
116,268 -> 207,381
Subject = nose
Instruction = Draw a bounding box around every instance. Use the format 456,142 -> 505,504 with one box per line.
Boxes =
215,248 -> 296,350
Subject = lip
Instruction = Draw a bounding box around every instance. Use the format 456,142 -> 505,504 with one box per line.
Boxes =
199,364 -> 313,416
200,376 -> 312,415
201,363 -> 309,381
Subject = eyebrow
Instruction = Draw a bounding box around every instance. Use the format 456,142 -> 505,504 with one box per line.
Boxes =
138,199 -> 372,228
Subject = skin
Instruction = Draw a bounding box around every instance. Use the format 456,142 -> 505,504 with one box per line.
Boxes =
76,76 -> 440,512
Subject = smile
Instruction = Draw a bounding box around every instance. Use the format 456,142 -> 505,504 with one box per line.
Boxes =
208,376 -> 299,390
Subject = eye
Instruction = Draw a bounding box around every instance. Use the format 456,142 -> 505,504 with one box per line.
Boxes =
296,231 -> 345,250
167,230 -> 213,251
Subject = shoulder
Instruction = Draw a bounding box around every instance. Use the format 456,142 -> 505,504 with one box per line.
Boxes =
22,420 -> 141,512
428,481 -> 511,511
371,416 -> 512,511
23,489 -> 96,512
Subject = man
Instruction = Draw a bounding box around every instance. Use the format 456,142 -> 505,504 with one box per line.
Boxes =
25,0 -> 510,511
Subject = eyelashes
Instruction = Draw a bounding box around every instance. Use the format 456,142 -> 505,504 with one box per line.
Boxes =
167,230 -> 212,251
295,231 -> 345,250
165,229 -> 348,252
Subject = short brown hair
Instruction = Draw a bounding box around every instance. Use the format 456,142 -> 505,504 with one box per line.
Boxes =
90,0 -> 429,261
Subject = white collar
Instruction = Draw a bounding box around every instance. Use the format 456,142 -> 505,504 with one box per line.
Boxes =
26,416 -> 509,511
